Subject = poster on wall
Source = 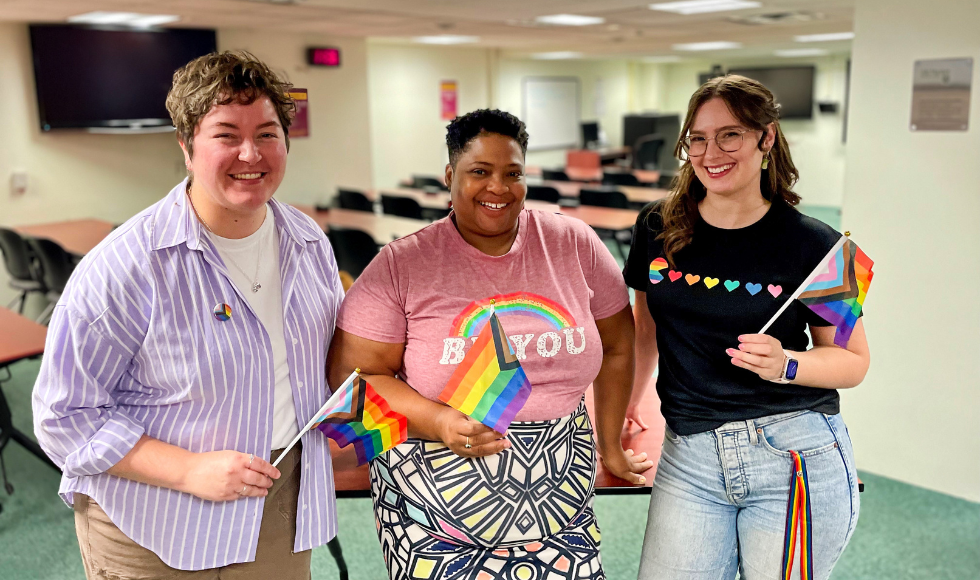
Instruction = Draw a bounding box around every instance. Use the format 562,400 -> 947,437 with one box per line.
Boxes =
290,88 -> 309,137
441,81 -> 458,120
910,58 -> 972,131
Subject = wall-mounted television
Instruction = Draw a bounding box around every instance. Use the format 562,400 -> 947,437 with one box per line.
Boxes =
29,25 -> 217,132
699,66 -> 816,120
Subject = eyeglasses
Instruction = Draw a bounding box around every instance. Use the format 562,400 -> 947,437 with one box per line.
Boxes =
681,128 -> 757,157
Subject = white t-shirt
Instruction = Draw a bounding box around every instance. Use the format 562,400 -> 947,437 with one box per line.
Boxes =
207,205 -> 300,449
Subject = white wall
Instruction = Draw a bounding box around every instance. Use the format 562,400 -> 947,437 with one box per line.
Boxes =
366,42 -> 491,189
839,0 -> 980,501
0,23 -> 372,307
652,55 -> 850,208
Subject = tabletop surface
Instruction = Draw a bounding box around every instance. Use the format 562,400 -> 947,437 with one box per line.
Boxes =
0,307 -> 47,366
15,219 -> 116,256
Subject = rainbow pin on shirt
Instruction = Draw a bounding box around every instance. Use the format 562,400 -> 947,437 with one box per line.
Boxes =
213,303 -> 232,321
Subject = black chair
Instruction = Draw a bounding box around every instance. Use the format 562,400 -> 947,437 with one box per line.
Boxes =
579,188 -> 630,209
327,227 -> 380,279
526,185 -> 561,204
337,189 -> 374,213
410,176 -> 447,191
633,134 -> 666,171
0,228 -> 46,314
25,238 -> 75,324
380,195 -> 425,221
602,171 -> 641,187
541,169 -> 570,182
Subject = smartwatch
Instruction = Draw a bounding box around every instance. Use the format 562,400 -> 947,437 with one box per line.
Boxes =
771,351 -> 799,384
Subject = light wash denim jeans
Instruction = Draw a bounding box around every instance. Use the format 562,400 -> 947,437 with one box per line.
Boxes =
637,410 -> 860,580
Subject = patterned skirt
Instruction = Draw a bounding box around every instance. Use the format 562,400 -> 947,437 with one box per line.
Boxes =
369,400 -> 604,580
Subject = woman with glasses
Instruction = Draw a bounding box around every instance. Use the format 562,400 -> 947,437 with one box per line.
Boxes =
623,75 -> 870,579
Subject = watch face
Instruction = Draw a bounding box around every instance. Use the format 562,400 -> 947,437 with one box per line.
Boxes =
786,358 -> 799,381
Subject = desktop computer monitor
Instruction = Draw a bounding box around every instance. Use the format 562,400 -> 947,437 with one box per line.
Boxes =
581,121 -> 600,147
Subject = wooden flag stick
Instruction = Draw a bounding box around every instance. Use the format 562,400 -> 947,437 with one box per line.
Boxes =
757,234 -> 848,336
273,369 -> 360,468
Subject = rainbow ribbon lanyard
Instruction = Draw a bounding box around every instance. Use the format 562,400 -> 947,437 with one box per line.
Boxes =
782,450 -> 814,580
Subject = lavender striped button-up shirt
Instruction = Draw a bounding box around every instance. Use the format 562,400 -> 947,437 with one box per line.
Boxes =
32,181 -> 342,570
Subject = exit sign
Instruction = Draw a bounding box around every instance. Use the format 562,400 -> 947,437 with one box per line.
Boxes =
307,47 -> 340,67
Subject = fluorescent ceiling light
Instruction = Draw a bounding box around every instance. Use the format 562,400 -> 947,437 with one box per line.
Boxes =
532,51 -> 584,60
643,55 -> 683,63
535,14 -> 605,26
650,1 -> 761,15
673,41 -> 742,51
794,32 -> 855,42
775,48 -> 829,57
68,11 -> 179,27
413,35 -> 479,45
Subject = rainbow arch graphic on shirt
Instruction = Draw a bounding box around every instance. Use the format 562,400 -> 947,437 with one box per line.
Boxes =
449,292 -> 576,337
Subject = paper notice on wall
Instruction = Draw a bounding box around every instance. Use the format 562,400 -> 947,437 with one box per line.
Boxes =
910,58 -> 972,131
441,81 -> 458,121
289,89 -> 309,137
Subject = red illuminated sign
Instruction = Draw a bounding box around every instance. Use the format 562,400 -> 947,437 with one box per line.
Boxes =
307,47 -> 340,67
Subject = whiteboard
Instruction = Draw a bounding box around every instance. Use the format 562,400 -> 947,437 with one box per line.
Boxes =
522,77 -> 580,151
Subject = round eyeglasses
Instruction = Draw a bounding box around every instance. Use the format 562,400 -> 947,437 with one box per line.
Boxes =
681,128 -> 755,157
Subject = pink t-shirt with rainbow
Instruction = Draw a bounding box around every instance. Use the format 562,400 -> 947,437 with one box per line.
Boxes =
336,208 -> 629,422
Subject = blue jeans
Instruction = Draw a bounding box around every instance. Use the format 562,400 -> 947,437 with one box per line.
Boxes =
638,411 -> 860,580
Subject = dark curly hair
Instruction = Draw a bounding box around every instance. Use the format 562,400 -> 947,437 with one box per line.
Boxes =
166,50 -> 296,159
446,109 -> 529,168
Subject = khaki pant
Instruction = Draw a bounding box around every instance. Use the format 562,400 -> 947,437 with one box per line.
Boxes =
73,447 -> 311,580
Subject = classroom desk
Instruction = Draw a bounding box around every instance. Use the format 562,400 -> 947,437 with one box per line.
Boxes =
542,181 -> 668,206
330,383 -> 663,498
294,205 -> 429,244
0,307 -> 58,471
374,187 -> 451,210
14,219 -> 115,256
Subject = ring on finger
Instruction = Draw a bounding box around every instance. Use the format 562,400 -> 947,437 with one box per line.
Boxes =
464,436 -> 472,449
248,453 -> 254,467
240,484 -> 248,495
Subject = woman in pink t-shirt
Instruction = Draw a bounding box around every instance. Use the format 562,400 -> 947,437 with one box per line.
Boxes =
329,109 -> 651,580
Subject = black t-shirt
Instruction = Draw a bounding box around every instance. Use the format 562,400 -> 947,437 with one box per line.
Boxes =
624,199 -> 842,436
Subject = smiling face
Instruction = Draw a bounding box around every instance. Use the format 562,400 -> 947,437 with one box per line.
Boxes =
182,95 -> 287,218
688,97 -> 774,200
445,131 -> 527,255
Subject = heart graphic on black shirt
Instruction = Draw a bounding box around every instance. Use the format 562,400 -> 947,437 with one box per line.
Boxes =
724,280 -> 740,292
745,283 -> 762,295
685,274 -> 701,285
668,270 -> 683,282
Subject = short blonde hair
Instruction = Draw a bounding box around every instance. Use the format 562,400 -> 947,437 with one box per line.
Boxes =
166,50 -> 295,158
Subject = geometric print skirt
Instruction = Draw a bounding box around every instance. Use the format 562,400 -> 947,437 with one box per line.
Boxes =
369,399 -> 605,580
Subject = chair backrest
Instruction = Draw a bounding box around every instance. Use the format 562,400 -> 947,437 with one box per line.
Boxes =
411,176 -> 447,191
0,228 -> 38,282
327,227 -> 379,279
633,134 -> 666,170
541,169 -> 570,182
566,149 -> 601,170
25,237 -> 75,293
380,195 -> 425,220
525,185 -> 562,204
579,188 -> 630,209
337,189 -> 374,213
602,172 -> 640,187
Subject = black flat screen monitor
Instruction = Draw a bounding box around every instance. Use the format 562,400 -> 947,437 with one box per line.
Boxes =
581,121 -> 599,146
700,66 -> 815,120
29,25 -> 217,131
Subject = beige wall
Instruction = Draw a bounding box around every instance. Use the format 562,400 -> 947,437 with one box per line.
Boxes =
839,0 -> 980,501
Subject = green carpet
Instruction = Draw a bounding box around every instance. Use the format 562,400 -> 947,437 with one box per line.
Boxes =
3,353 -> 978,579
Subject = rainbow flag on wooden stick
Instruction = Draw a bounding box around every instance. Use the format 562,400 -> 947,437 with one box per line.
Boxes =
439,302 -> 532,433
760,234 -> 874,348
273,370 -> 407,467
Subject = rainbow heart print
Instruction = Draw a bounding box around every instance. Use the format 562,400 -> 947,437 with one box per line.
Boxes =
649,257 -> 668,284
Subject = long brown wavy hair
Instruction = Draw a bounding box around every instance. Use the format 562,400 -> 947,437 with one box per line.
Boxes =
657,74 -> 801,266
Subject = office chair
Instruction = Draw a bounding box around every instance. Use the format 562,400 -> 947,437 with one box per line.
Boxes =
0,228 -> 46,314
410,176 -> 447,191
326,227 -> 380,279
337,189 -> 375,213
541,169 -> 570,182
579,188 -> 630,210
380,195 -> 425,221
25,238 -> 75,325
632,134 -> 666,171
602,172 -> 641,187
526,185 -> 562,204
